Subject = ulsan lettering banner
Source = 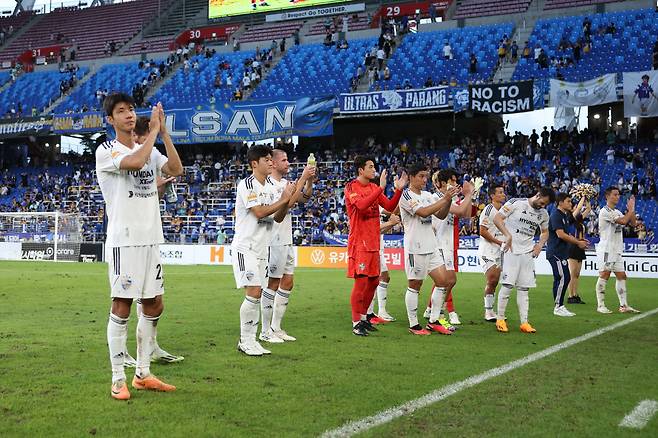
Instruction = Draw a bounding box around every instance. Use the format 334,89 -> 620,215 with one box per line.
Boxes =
623,71 -> 658,118
76,97 -> 336,142
469,81 -> 534,114
549,73 -> 617,108
339,86 -> 449,114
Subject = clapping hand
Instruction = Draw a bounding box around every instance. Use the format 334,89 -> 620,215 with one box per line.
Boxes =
394,171 -> 408,190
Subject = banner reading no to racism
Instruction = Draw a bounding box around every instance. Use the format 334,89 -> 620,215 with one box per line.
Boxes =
469,81 -> 534,114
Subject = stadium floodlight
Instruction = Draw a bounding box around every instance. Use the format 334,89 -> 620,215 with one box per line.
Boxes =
0,212 -> 83,262
593,114 -> 601,119
616,121 -> 623,126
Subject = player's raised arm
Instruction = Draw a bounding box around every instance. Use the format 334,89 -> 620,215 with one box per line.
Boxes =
159,106 -> 184,177
378,171 -> 407,211
119,104 -> 160,171
274,181 -> 296,223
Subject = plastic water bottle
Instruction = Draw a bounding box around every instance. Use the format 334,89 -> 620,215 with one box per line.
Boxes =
307,153 -> 316,167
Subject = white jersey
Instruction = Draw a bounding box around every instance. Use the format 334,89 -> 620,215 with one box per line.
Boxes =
498,198 -> 549,255
431,191 -> 455,250
597,205 -> 624,256
95,139 -> 167,247
232,175 -> 277,259
478,203 -> 504,258
268,176 -> 292,246
399,188 -> 439,254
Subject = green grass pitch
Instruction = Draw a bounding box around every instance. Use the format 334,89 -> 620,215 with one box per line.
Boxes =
0,261 -> 657,436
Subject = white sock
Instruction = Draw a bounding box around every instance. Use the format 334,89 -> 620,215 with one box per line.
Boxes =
595,277 -> 608,307
136,313 -> 159,378
430,286 -> 447,323
405,287 -> 419,328
137,299 -> 160,352
517,288 -> 529,324
107,313 -> 128,383
270,289 -> 290,332
497,285 -> 513,320
260,288 -> 276,334
484,292 -> 495,311
240,296 -> 260,344
376,281 -> 389,314
367,295 -> 375,315
615,279 -> 627,307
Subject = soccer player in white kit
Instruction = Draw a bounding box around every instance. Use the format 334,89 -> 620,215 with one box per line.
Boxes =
260,148 -> 316,343
426,169 -> 474,327
478,183 -> 506,322
232,145 -> 295,356
493,188 -> 554,334
399,163 -> 459,335
595,186 -> 640,314
96,94 -> 183,400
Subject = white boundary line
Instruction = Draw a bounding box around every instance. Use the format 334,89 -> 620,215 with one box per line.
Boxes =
321,308 -> 658,438
619,400 -> 658,429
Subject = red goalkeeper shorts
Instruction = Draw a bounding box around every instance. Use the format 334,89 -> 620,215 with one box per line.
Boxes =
347,250 -> 380,278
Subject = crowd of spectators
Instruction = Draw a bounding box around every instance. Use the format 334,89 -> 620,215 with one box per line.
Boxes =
0,127 -> 655,245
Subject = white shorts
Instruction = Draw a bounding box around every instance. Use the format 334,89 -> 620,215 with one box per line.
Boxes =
437,248 -> 455,271
232,249 -> 268,289
405,249 -> 444,280
480,253 -> 502,273
268,245 -> 295,279
500,252 -> 536,288
597,252 -> 624,273
107,245 -> 164,299
379,250 -> 388,273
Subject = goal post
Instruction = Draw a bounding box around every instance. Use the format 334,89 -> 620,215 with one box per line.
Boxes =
0,212 -> 83,261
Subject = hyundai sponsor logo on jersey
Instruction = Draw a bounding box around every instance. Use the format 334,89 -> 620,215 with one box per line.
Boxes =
339,86 -> 449,114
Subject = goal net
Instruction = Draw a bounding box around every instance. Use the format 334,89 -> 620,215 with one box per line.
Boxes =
0,212 -> 83,261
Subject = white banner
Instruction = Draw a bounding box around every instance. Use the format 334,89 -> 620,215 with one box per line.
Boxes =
457,249 -> 658,279
265,3 -> 365,22
550,74 -> 618,108
623,70 -> 658,117
0,242 -> 21,260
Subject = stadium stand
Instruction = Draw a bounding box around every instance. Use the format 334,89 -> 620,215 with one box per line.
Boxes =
0,67 -> 88,116
0,71 -> 11,87
454,0 -> 531,19
373,23 -> 514,89
153,50 -> 256,107
0,0 -> 161,62
512,8 -> 658,81
251,39 -> 377,100
0,10 -> 36,46
544,0 -> 628,11
305,13 -> 371,36
121,36 -> 174,57
239,21 -> 303,44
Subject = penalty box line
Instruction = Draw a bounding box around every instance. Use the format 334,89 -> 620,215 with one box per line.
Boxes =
321,307 -> 658,438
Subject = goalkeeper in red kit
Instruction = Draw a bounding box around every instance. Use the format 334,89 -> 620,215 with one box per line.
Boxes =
345,156 -> 408,336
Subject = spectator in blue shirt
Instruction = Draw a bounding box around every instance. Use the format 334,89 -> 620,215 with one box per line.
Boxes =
547,193 -> 589,317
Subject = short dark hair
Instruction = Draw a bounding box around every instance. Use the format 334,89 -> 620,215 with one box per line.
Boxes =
406,162 -> 427,177
488,183 -> 504,196
556,192 -> 571,204
272,148 -> 287,159
435,168 -> 457,185
103,92 -> 135,117
354,155 -> 375,174
537,187 -> 556,203
246,144 -> 273,167
604,186 -> 620,197
134,116 -> 150,136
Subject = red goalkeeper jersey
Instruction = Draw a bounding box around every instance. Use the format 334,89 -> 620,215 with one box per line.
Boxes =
345,179 -> 402,255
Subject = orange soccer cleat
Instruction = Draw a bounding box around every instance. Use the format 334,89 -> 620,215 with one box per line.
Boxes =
519,322 -> 537,333
111,380 -> 130,400
132,374 -> 176,392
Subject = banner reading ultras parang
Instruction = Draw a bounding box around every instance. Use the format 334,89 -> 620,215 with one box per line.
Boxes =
56,97 -> 336,142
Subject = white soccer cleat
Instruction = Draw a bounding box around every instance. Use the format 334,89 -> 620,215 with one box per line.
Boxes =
151,347 -> 184,363
597,306 -> 613,314
123,352 -> 137,368
377,312 -> 396,322
254,341 -> 271,355
553,306 -> 576,317
619,305 -> 640,314
423,307 -> 432,319
272,329 -> 296,342
259,331 -> 285,344
448,311 -> 461,325
237,342 -> 263,356
484,309 -> 497,322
